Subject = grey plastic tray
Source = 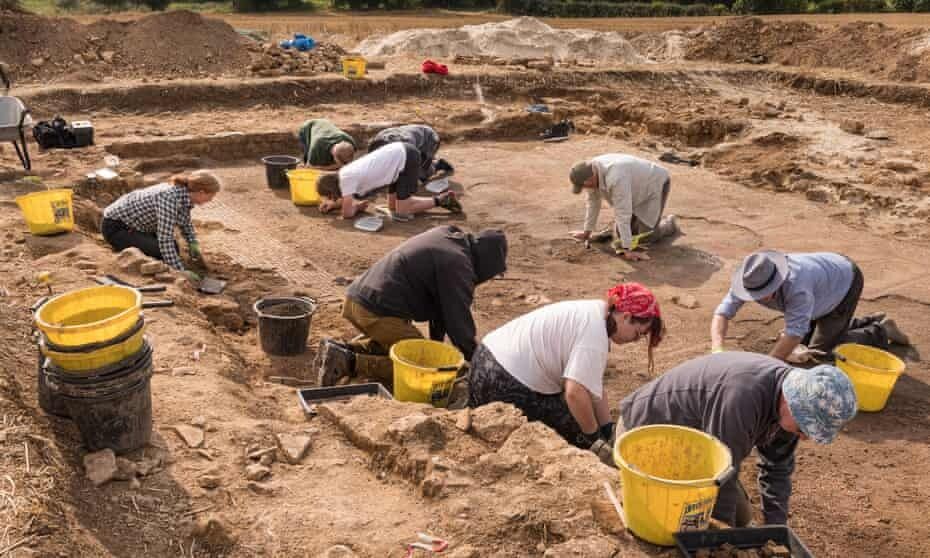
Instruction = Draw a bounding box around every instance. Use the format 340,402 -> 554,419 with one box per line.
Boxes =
297,383 -> 392,414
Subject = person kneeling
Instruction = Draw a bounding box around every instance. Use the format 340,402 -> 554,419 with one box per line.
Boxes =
315,142 -> 460,221
468,283 -> 663,451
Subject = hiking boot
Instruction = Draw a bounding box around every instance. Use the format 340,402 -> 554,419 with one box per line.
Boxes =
654,215 -> 680,240
436,192 -> 462,214
316,339 -> 356,386
880,318 -> 910,346
434,158 -> 454,174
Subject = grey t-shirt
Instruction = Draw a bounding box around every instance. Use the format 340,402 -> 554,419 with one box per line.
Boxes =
620,352 -> 797,525
714,252 -> 854,338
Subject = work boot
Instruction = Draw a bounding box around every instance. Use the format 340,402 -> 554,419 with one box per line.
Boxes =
315,339 -> 357,386
435,192 -> 462,214
880,318 -> 910,346
434,158 -> 454,174
654,214 -> 680,240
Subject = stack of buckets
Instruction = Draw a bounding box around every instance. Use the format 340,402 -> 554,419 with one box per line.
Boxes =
34,285 -> 153,453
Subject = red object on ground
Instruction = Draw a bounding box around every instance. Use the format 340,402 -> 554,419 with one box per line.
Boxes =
421,59 -> 449,75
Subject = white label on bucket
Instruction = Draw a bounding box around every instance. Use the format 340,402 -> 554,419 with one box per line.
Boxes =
678,497 -> 714,531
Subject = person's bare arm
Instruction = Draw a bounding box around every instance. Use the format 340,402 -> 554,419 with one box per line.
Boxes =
564,379 -> 599,436
340,196 -> 360,219
770,334 -> 802,362
711,314 -> 730,352
593,395 -> 612,426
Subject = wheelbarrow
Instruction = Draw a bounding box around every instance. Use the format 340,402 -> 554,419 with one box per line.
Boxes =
0,64 -> 32,170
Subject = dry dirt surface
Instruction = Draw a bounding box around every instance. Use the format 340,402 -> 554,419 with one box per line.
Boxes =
1,11 -> 929,558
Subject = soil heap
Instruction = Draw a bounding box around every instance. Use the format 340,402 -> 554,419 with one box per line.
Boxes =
0,10 -> 339,83
686,17 -> 930,82
356,16 -> 646,63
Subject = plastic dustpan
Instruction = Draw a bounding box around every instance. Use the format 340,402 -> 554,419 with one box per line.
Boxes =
354,215 -> 384,232
425,177 -> 449,193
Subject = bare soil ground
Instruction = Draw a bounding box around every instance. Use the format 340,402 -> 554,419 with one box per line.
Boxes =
1,11 -> 929,558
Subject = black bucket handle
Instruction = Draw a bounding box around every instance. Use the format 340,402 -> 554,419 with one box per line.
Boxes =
714,465 -> 737,487
253,296 -> 317,320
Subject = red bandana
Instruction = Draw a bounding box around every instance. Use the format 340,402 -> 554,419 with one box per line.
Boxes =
606,283 -> 660,319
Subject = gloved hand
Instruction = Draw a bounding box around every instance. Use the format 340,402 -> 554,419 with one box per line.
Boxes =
189,241 -> 202,260
589,438 -> 616,468
185,270 -> 202,282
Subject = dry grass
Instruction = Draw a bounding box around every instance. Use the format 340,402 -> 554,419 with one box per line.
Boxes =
67,10 -> 930,42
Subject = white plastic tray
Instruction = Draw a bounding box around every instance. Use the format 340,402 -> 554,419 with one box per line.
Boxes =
354,215 -> 384,232
425,177 -> 449,193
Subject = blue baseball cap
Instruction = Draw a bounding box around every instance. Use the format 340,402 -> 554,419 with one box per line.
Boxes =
782,365 -> 857,444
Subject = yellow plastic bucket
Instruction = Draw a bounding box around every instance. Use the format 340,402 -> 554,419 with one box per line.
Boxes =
341,56 -> 367,80
40,318 -> 146,373
15,189 -> 75,236
835,343 -> 905,412
35,285 -> 142,347
390,339 -> 463,407
287,168 -> 321,206
613,425 -> 734,546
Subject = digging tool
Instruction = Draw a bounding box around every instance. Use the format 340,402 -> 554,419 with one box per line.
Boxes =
142,300 -> 174,309
94,275 -> 166,293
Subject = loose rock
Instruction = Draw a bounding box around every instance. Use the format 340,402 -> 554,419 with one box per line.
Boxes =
671,293 -> 700,309
140,260 -> 168,276
191,516 -> 235,550
245,463 -> 271,481
470,402 -> 527,445
387,414 -> 445,449
198,474 -> 222,489
84,449 -> 118,487
117,247 -> 150,273
171,424 -> 205,448
839,119 -> 864,135
275,432 -> 312,465
322,545 -> 358,558
805,186 -> 833,203
247,480 -> 276,495
884,159 -> 917,173
114,457 -> 138,481
865,129 -> 891,140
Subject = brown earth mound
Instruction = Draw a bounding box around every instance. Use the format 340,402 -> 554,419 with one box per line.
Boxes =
687,17 -> 930,83
0,10 -> 342,84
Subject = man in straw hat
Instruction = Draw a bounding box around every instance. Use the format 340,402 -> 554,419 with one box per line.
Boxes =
594,352 -> 857,527
711,250 -> 909,362
568,154 -> 679,261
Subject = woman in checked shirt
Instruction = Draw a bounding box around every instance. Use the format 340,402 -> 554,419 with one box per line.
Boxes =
101,171 -> 220,281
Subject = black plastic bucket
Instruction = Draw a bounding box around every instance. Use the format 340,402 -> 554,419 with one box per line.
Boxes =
45,341 -> 154,453
254,296 -> 317,356
37,350 -> 70,418
261,155 -> 299,190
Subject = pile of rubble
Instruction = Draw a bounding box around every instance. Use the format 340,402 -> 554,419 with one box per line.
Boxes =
248,42 -> 348,78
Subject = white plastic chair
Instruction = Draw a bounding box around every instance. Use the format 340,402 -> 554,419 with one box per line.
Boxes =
0,65 -> 32,170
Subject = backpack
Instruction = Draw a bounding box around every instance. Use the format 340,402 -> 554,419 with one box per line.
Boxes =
32,116 -> 76,149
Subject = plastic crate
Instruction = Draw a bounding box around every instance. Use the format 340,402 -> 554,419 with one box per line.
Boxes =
674,526 -> 813,558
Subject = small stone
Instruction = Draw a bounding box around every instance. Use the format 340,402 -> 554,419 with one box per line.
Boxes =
259,453 -> 275,466
117,247 -> 149,273
244,463 -> 271,481
455,408 -> 472,432
171,424 -> 205,448
275,433 -> 312,465
135,456 -> 162,477
140,261 -> 168,276
101,51 -> 116,63
74,261 -> 98,272
247,481 -> 276,495
671,294 -> 700,309
884,159 -> 917,173
840,119 -> 864,135
114,457 -> 138,481
190,416 -> 207,428
865,129 -> 891,140
805,186 -> 833,203
171,366 -> 197,377
322,545 -> 358,558
129,477 -> 142,490
191,516 -> 235,550
84,449 -> 118,487
198,474 -> 222,489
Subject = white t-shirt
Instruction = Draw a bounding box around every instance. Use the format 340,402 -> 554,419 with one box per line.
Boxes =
338,142 -> 407,197
482,300 -> 610,399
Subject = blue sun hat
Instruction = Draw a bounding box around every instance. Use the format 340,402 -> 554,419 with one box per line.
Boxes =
782,365 -> 857,444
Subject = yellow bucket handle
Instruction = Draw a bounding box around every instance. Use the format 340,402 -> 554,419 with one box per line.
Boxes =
714,466 -> 736,487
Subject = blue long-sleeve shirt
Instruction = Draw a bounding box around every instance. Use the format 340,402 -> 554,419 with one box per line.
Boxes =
715,253 -> 854,338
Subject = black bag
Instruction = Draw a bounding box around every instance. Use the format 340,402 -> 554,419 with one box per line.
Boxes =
32,116 -> 76,149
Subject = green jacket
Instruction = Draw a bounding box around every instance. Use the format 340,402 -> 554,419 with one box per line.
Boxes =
298,118 -> 356,166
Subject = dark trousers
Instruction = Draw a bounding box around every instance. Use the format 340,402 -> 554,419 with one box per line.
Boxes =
467,344 -> 589,448
804,262 -> 887,353
101,218 -> 176,261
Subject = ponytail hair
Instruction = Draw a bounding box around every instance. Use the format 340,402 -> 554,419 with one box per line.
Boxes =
172,170 -> 221,194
